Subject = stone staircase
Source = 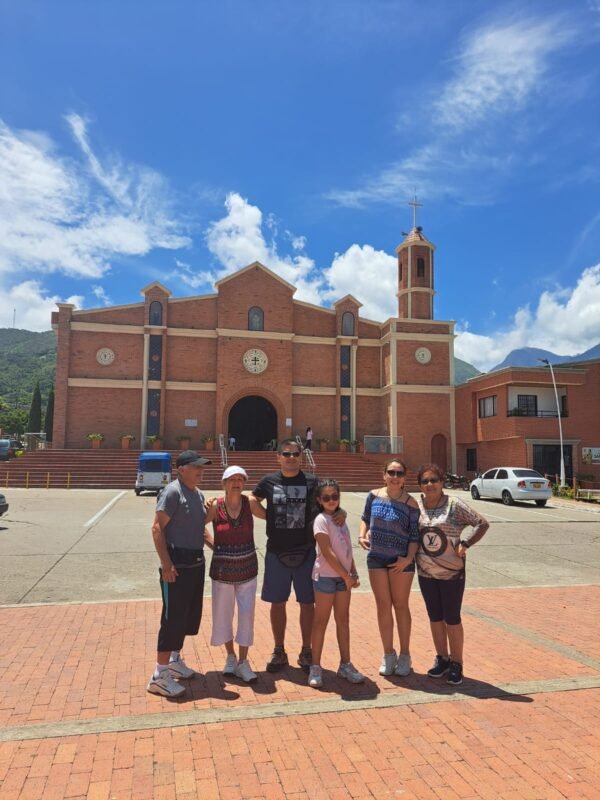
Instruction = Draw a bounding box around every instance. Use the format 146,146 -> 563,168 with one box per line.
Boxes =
0,449 -> 418,492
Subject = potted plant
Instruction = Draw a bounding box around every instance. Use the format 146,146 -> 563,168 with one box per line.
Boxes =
351,439 -> 362,453
337,438 -> 350,453
317,436 -> 329,452
86,432 -> 104,449
146,434 -> 163,450
120,434 -> 135,450
201,434 -> 215,451
177,434 -> 192,449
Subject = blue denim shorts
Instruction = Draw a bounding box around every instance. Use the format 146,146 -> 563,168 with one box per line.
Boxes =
367,553 -> 415,572
313,576 -> 347,594
261,549 -> 316,604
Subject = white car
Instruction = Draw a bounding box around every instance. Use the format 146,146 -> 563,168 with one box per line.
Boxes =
469,467 -> 552,507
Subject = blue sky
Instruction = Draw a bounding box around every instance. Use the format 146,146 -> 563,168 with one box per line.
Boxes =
1,0 -> 599,370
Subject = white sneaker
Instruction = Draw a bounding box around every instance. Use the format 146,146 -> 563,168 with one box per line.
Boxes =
147,671 -> 186,698
223,653 -> 238,675
379,651 -> 397,676
234,660 -> 257,683
337,662 -> 365,684
308,665 -> 323,688
394,653 -> 412,676
168,657 -> 195,679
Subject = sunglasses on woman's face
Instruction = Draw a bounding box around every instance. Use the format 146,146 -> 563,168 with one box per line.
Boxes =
319,493 -> 339,502
420,478 -> 440,485
386,469 -> 405,478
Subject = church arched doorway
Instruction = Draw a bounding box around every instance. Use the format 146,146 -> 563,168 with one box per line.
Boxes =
228,396 -> 278,450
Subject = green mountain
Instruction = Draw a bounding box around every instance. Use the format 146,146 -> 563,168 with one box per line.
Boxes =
454,357 -> 481,385
0,328 -> 56,409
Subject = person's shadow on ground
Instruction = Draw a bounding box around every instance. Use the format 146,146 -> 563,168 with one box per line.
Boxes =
381,670 -> 535,703
237,664 -> 381,701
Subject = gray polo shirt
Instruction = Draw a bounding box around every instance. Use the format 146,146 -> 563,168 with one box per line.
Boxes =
156,478 -> 206,550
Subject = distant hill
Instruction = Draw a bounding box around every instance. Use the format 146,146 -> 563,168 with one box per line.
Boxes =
0,328 -> 56,407
454,357 -> 481,385
491,343 -> 600,372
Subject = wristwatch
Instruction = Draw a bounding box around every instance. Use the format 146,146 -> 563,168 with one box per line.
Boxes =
459,540 -> 471,549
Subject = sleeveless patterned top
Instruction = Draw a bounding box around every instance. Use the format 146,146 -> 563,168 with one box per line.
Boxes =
209,495 -> 258,585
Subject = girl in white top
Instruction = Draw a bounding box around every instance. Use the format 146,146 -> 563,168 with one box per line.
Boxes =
308,479 -> 364,688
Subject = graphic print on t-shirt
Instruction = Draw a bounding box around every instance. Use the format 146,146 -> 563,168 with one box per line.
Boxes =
273,484 -> 307,529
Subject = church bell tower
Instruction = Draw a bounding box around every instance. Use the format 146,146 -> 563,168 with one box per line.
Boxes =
396,196 -> 436,320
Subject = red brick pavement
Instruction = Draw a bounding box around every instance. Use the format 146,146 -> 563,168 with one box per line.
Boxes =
0,586 -> 599,798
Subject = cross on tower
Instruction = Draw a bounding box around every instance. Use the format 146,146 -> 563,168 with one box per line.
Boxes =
408,194 -> 423,229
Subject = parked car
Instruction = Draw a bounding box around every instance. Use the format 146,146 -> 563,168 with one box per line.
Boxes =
0,492 -> 8,516
0,439 -> 24,461
470,467 -> 552,506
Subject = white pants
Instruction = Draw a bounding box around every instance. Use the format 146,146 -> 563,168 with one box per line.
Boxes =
210,578 -> 257,647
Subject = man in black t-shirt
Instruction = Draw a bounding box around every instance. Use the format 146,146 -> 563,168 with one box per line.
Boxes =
251,439 -> 318,673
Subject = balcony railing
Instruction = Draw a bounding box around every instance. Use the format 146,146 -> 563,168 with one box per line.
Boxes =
507,409 -> 567,418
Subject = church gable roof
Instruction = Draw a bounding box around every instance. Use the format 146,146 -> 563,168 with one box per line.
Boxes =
140,281 -> 173,297
214,261 -> 296,293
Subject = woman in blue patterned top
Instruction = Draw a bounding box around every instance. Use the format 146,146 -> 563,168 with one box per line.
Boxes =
359,458 -> 420,677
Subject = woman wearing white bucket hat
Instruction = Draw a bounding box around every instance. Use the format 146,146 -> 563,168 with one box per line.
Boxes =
205,465 -> 265,682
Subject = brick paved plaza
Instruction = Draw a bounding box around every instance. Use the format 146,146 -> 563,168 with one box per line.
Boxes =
1,582 -> 599,799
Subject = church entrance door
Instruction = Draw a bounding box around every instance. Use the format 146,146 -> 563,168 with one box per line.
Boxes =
228,396 -> 278,450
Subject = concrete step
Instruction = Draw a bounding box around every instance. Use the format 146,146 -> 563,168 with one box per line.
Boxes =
1,450 -> 413,491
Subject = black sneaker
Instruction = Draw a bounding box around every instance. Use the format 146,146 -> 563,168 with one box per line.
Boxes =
447,661 -> 463,685
266,646 -> 289,673
427,655 -> 451,678
297,647 -> 312,673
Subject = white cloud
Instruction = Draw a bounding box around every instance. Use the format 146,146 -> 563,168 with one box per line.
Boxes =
328,13 -> 577,207
203,193 -> 324,304
0,278 -> 83,331
322,244 -> 397,320
91,285 -> 112,306
455,264 -> 600,370
0,115 -> 190,280
435,16 -> 572,130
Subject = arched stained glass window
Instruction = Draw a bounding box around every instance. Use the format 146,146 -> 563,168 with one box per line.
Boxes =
149,301 -> 163,325
248,306 -> 264,331
341,311 -> 355,336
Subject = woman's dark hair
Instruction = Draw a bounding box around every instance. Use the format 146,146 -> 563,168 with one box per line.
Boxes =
315,478 -> 340,509
416,463 -> 445,484
383,457 -> 408,474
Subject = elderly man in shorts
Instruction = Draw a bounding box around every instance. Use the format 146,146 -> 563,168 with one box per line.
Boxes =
147,449 -> 211,697
251,439 -> 345,673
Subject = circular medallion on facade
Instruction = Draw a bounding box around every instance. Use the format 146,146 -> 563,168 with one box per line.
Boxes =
242,348 -> 269,374
415,346 -> 432,364
96,347 -> 115,366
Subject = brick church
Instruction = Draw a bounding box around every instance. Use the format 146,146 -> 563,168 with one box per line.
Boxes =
51,223 -> 456,470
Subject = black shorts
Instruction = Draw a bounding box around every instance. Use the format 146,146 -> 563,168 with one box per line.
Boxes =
157,563 -> 205,652
418,575 -> 465,626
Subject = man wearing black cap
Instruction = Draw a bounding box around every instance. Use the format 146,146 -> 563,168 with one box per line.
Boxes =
147,449 -> 211,697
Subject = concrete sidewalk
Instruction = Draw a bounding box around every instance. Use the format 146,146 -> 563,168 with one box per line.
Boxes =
1,585 -> 599,799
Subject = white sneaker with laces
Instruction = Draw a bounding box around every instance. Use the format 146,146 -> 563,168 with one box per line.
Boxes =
168,657 -> 195,679
223,654 -> 238,675
234,660 -> 257,683
394,653 -> 412,676
337,662 -> 365,684
308,665 -> 323,688
147,671 -> 186,697
379,650 -> 397,676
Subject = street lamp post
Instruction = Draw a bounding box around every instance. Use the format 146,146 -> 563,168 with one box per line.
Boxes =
539,358 -> 566,487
